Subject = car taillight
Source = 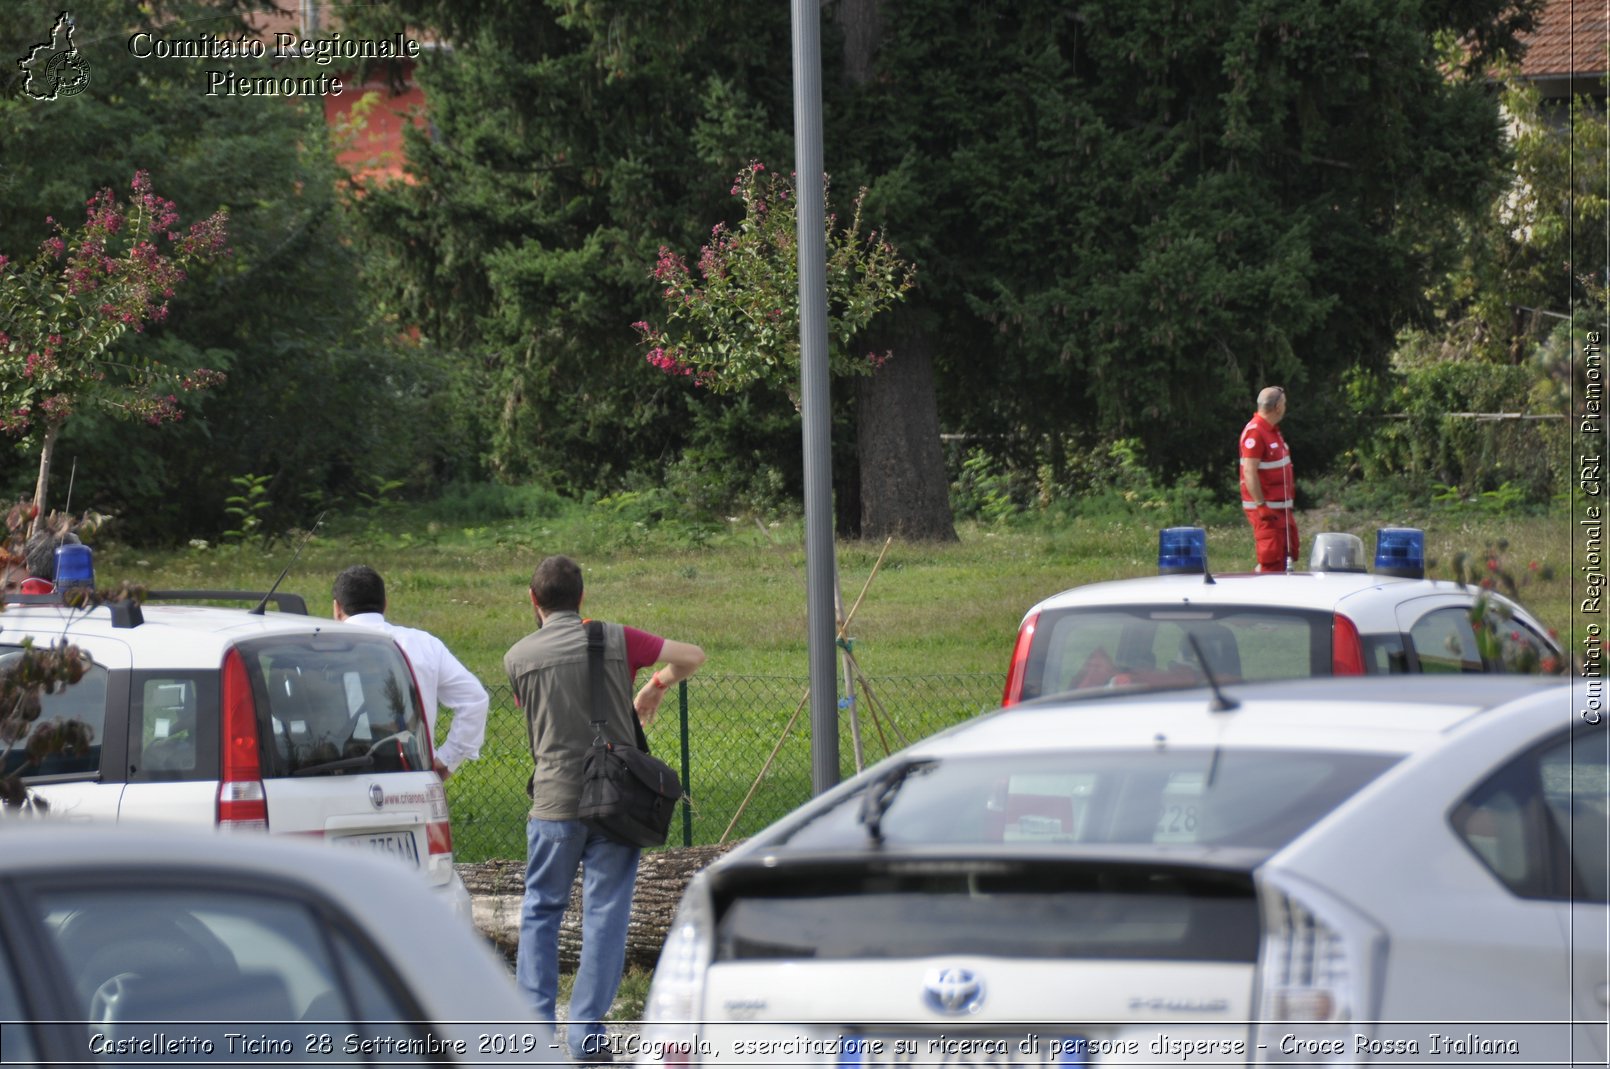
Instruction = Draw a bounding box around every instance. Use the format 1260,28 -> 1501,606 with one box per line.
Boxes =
1002,612 -> 1039,706
1252,870 -> 1383,1064
1331,614 -> 1365,675
426,780 -> 454,858
217,649 -> 268,831
639,875 -> 715,1066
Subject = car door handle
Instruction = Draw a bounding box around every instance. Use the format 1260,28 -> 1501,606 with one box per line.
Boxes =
1597,983 -> 1609,1008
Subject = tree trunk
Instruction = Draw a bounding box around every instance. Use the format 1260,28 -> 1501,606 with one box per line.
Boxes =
30,423 -> 59,537
857,331 -> 958,541
834,401 -> 863,538
835,0 -> 958,544
461,843 -> 737,971
834,0 -> 882,85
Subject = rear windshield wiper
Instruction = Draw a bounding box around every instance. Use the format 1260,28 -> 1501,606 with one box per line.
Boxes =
291,754 -> 375,777
858,758 -> 937,843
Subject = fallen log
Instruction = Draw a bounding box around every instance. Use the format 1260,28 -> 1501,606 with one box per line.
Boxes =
462,842 -> 739,971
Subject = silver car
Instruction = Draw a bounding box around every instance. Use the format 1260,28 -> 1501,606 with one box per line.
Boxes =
0,823 -> 549,1064
642,675 -> 1605,1067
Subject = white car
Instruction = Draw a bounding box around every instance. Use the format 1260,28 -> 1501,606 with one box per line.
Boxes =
641,675 -> 1606,1067
0,582 -> 471,917
0,824 -> 548,1064
1003,526 -> 1561,705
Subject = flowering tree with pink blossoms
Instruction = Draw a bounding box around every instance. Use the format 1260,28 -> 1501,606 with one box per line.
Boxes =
0,171 -> 230,526
633,163 -> 915,399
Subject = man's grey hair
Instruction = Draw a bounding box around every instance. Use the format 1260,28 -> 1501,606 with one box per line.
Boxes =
24,530 -> 80,580
1257,386 -> 1286,413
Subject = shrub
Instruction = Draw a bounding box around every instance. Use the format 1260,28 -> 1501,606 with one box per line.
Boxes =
1344,350 -> 1562,505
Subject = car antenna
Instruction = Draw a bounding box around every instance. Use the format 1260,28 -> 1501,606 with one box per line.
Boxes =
62,457 -> 77,515
250,511 -> 326,616
1184,632 -> 1238,712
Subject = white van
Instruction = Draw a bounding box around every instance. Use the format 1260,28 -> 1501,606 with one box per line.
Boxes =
0,590 -> 470,918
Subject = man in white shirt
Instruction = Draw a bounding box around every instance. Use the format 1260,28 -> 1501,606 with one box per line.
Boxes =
332,564 -> 489,780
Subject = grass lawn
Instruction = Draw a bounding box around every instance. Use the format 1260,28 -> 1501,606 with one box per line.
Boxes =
89,500 -> 1582,859
96,503 -> 1581,681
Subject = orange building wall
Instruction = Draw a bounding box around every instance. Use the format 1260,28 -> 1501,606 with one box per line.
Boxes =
323,63 -> 428,183
243,4 -> 429,183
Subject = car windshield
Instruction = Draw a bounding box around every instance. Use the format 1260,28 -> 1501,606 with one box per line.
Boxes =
242,636 -> 428,777
1020,605 -> 1333,700
778,747 -> 1400,853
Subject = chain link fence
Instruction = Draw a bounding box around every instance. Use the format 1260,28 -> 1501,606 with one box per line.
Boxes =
442,673 -> 1003,862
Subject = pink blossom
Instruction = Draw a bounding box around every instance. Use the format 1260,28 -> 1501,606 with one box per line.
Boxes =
652,246 -> 688,282
697,244 -> 723,280
179,368 -> 225,390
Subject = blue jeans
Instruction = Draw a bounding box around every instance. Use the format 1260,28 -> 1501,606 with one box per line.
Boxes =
516,818 -> 641,1059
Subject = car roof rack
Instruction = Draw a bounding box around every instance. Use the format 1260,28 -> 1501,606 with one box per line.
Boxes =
3,589 -> 308,629
142,590 -> 310,615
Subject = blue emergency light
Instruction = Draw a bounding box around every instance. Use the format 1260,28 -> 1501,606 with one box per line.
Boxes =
1158,527 -> 1208,575
1374,527 -> 1425,579
54,543 -> 94,592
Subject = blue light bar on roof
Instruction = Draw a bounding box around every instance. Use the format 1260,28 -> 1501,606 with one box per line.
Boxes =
1158,526 -> 1207,575
1374,527 -> 1425,579
54,543 -> 94,592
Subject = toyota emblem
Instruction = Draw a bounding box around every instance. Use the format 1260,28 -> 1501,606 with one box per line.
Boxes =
921,966 -> 984,1016
368,783 -> 385,810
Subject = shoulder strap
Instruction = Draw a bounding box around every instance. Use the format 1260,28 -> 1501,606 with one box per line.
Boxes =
586,619 -> 608,731
586,619 -> 652,753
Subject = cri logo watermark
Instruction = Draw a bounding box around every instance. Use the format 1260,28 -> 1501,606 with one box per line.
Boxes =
18,11 -> 91,100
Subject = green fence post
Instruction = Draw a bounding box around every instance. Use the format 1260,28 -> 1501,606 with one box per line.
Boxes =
678,679 -> 692,847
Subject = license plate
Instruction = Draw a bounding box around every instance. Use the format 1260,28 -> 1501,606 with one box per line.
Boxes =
841,1036 -> 1089,1069
335,831 -> 420,867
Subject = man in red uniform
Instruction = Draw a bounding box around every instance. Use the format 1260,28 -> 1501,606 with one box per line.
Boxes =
1239,386 -> 1298,572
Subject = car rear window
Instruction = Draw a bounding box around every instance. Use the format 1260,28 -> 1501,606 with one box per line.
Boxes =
716,864 -> 1259,963
240,635 -> 428,778
1020,606 -> 1332,700
777,747 -> 1400,853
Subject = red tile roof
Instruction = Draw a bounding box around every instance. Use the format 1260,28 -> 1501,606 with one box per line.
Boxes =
1518,0 -> 1610,77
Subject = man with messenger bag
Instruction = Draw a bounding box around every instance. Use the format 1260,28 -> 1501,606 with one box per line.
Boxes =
505,554 -> 705,1063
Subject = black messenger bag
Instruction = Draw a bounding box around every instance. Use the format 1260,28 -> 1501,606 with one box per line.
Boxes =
575,620 -> 682,847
